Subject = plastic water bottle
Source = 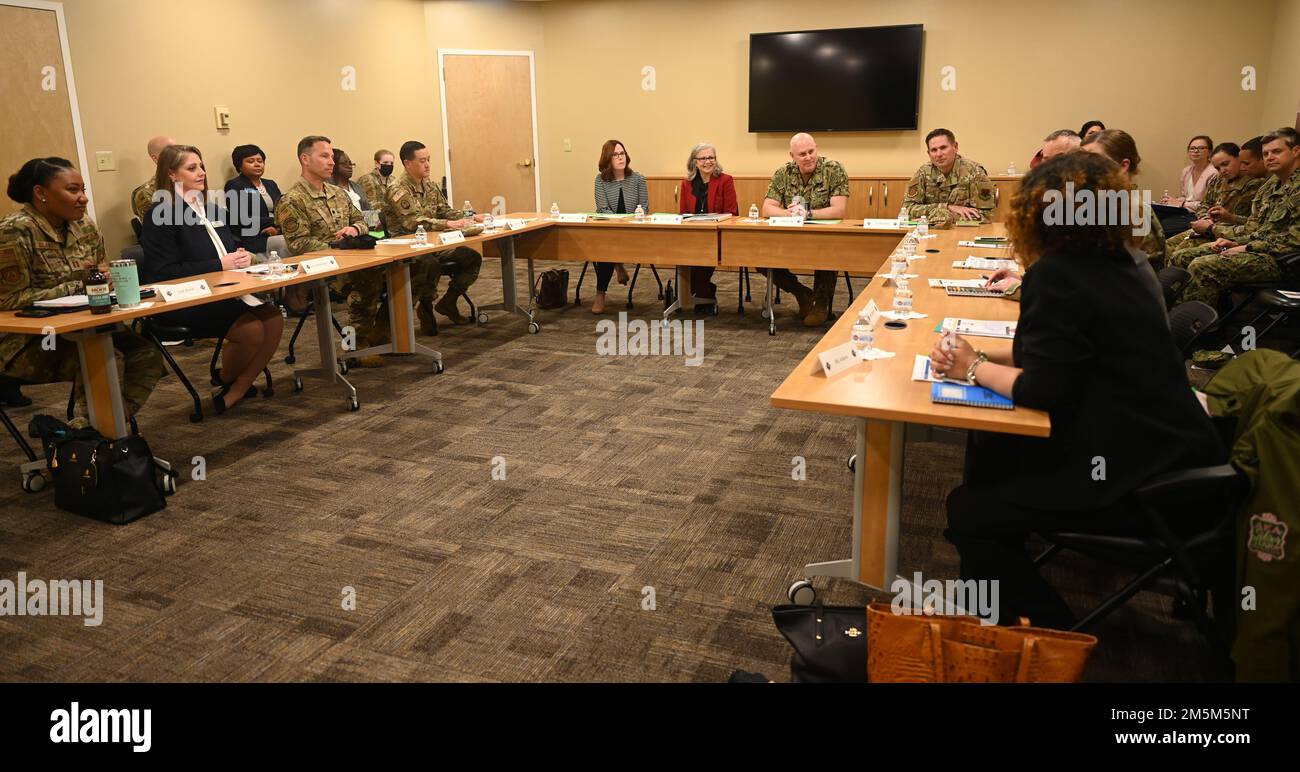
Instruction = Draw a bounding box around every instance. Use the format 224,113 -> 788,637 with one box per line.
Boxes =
482,212 -> 495,231
462,200 -> 475,219
268,249 -> 282,275
890,253 -> 909,279
748,203 -> 759,222
415,224 -> 427,245
851,319 -> 875,357
1006,161 -> 1017,176
634,204 -> 645,223
791,195 -> 807,221
903,234 -> 917,257
897,206 -> 908,227
893,278 -> 913,316
917,215 -> 929,237
549,202 -> 560,219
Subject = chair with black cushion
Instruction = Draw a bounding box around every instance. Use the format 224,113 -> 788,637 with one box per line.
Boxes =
1168,300 -> 1218,356
426,252 -> 481,333
1209,249 -> 1300,333
1033,463 -> 1248,664
125,244 -> 272,422
273,235 -> 348,366
1157,266 -> 1191,309
1237,288 -> 1300,356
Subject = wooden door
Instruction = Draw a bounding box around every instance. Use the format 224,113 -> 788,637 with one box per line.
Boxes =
0,3 -> 86,219
441,52 -> 538,215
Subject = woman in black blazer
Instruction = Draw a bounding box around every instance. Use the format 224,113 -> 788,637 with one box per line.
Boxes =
928,151 -> 1224,629
140,144 -> 283,414
223,144 -> 282,255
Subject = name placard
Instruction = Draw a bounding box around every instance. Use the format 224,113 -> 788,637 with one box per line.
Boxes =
860,298 -> 881,328
768,216 -> 804,227
649,214 -> 684,225
505,219 -> 527,231
157,279 -> 211,303
299,256 -> 340,275
555,213 -> 588,223
439,230 -> 467,245
818,341 -> 859,378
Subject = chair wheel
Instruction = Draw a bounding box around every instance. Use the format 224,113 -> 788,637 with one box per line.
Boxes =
162,473 -> 178,495
788,580 -> 816,605
293,376 -> 304,393
768,325 -> 776,336
22,472 -> 45,494
338,360 -> 349,375
477,311 -> 490,324
847,454 -> 856,473
284,354 -> 297,365
761,308 -> 771,319
527,322 -> 540,334
433,360 -> 445,374
347,396 -> 360,411
660,318 -> 670,328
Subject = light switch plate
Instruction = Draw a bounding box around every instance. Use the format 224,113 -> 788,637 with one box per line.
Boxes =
214,105 -> 231,130
94,151 -> 115,171
563,138 -> 571,152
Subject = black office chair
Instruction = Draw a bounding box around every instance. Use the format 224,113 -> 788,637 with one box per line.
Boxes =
1,401 -> 45,493
1168,300 -> 1218,356
1033,463 -> 1248,663
1157,266 -> 1191,309
1207,249 -> 1300,333
139,317 -> 272,423
1236,288 -> 1300,357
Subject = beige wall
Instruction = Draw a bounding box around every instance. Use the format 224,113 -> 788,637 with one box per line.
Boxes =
60,0 -> 441,256
536,0 -> 1280,210
1262,0 -> 1300,129
47,0 -> 1294,254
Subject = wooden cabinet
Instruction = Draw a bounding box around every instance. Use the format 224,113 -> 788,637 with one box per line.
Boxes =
643,174 -> 1021,221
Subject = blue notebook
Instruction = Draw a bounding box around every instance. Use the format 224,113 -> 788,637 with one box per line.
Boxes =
930,381 -> 1014,410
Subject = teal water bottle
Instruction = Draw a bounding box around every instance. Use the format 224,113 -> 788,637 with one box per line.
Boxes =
109,258 -> 142,307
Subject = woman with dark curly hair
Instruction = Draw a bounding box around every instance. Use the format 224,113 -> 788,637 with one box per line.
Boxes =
929,151 -> 1224,629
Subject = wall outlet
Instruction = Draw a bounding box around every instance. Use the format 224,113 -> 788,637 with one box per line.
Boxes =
94,151 -> 115,171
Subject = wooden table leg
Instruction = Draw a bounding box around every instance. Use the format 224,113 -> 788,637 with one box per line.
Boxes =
70,328 -> 128,439
386,260 -> 415,355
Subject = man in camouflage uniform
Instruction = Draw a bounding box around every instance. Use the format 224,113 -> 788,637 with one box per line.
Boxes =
1166,139 -> 1267,253
1,163 -> 161,425
1173,129 -> 1300,308
381,140 -> 484,327
275,135 -> 383,364
129,135 -> 175,222
358,149 -> 395,215
760,133 -> 849,327
903,128 -> 997,228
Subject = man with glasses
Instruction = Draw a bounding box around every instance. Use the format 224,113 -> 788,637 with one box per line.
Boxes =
760,132 -> 849,327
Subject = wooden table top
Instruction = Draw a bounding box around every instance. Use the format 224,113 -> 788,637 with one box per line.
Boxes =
769,224 -> 1051,437
718,218 -> 911,235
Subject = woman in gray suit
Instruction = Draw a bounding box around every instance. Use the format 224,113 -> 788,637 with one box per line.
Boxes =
590,139 -> 647,313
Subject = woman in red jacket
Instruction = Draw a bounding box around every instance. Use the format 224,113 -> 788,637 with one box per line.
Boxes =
678,142 -> 737,306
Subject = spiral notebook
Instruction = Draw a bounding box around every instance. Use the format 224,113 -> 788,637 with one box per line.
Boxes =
930,381 -> 1014,410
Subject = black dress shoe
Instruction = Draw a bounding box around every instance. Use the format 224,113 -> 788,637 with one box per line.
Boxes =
211,384 -> 232,416
0,379 -> 31,408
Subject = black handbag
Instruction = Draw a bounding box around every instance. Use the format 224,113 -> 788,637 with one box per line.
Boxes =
31,416 -> 171,524
771,604 -> 869,683
535,269 -> 569,310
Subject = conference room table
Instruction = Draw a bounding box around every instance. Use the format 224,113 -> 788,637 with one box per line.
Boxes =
769,223 -> 1051,595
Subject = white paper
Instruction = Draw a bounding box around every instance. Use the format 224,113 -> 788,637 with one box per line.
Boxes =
854,348 -> 896,361
34,295 -> 89,308
880,310 -> 928,320
954,256 -> 1018,271
959,240 -> 1012,249
939,317 -> 1017,339
377,238 -> 417,245
911,354 -> 971,384
1278,289 -> 1300,300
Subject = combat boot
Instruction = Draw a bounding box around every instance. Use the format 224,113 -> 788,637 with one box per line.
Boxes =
416,297 -> 438,336
434,291 -> 469,325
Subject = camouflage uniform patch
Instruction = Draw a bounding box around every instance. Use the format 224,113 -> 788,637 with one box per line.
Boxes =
902,156 -> 996,228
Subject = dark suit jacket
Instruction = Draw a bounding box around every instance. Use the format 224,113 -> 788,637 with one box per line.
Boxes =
138,199 -> 239,283
223,175 -> 282,253
977,246 -> 1223,511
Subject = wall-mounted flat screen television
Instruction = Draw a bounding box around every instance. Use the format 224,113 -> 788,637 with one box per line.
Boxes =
748,24 -> 924,132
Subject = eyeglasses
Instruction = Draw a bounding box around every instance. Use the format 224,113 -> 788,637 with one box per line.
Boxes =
1188,146 -> 1209,152
611,151 -> 627,158
694,156 -> 716,162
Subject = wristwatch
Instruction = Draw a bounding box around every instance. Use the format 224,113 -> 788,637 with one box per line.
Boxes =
966,351 -> 988,385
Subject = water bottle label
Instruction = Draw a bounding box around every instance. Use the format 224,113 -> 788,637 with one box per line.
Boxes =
87,284 -> 112,306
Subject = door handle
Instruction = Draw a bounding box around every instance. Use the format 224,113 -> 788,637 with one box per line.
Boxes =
882,183 -> 889,209
673,186 -> 678,201
868,185 -> 873,207
517,159 -> 533,167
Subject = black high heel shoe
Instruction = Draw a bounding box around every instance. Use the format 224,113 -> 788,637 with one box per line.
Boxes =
211,384 -> 233,416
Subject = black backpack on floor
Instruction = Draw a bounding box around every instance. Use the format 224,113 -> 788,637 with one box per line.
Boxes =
29,415 -> 171,525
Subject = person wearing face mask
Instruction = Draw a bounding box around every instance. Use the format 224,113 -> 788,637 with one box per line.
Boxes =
139,145 -> 284,415
331,149 -> 370,213
223,144 -> 282,257
0,157 -> 162,426
358,149 -> 395,208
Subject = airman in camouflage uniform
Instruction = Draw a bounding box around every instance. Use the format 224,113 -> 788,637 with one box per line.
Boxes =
761,135 -> 850,326
903,145 -> 997,228
381,164 -> 483,327
1174,166 -> 1300,307
130,179 -> 157,221
358,150 -> 395,214
1165,171 -> 1263,253
0,206 -> 161,422
275,176 -> 385,352
1138,201 -> 1167,270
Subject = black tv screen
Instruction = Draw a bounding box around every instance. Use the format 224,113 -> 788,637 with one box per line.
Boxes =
749,24 -> 923,132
